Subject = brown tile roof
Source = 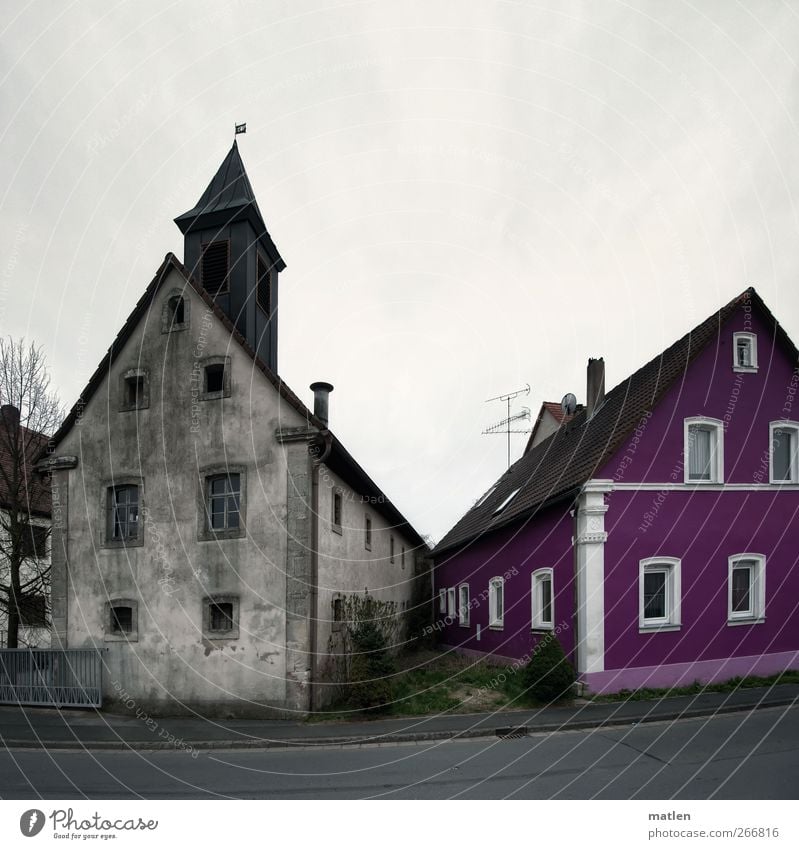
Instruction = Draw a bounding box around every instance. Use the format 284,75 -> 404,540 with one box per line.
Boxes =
45,254 -> 426,550
433,287 -> 797,556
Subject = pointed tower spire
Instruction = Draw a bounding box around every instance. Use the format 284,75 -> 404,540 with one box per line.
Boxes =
175,141 -> 285,373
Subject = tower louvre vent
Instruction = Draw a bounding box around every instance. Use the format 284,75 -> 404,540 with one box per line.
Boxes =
201,241 -> 229,295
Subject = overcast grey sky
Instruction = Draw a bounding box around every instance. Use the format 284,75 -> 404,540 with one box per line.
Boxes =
1,0 -> 798,542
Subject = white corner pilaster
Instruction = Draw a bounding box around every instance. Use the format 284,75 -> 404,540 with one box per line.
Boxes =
574,479 -> 613,676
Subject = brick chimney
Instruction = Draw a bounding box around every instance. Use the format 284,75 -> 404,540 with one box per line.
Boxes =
586,358 -> 605,420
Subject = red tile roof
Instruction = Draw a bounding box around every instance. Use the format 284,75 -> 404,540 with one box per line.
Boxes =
0,422 -> 51,517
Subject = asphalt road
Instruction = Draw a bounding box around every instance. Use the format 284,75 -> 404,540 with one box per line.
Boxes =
1,706 -> 797,799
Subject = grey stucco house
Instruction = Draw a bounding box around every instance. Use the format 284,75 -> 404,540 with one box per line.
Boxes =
41,141 -> 426,716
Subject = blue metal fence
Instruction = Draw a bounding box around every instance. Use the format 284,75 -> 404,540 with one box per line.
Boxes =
0,649 -> 103,708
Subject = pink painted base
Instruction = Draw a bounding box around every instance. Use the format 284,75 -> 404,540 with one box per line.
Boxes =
582,650 -> 799,695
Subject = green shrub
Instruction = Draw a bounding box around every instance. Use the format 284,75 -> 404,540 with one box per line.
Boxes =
347,618 -> 396,712
522,634 -> 575,703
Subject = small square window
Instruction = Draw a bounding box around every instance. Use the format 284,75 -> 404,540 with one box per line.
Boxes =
732,332 -> 757,372
333,598 -> 343,622
447,587 -> 456,618
209,602 -> 234,632
111,606 -> 133,634
105,598 -> 138,642
203,595 -> 239,639
639,558 -> 681,631
205,363 -> 225,394
119,369 -> 149,411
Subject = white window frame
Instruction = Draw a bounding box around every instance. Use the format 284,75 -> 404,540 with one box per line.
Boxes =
488,576 -> 504,628
493,487 -> 521,516
684,417 -> 724,484
531,568 -> 554,631
458,583 -> 470,627
639,557 -> 681,631
447,587 -> 456,619
727,553 -> 766,624
769,421 -> 799,484
438,589 -> 446,614
732,332 -> 758,372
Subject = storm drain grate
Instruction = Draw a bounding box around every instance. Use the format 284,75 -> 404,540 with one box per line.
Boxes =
495,726 -> 530,739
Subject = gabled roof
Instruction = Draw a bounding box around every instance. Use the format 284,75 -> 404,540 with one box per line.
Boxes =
174,141 -> 285,271
43,254 -> 426,549
433,287 -> 798,557
523,401 -> 582,454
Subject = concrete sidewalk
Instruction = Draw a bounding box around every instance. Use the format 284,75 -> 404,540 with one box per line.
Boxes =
1,684 -> 797,751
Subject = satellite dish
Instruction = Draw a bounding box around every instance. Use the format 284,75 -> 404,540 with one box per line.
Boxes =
561,393 -> 577,416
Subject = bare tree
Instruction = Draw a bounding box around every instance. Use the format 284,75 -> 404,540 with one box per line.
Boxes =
0,338 -> 63,648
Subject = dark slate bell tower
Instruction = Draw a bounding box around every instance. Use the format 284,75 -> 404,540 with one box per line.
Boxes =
175,140 -> 285,373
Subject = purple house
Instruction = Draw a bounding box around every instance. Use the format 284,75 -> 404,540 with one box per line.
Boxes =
432,288 -> 799,694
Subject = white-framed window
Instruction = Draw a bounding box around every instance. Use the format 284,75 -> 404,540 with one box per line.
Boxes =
531,568 -> 554,630
732,332 -> 757,372
728,554 -> 766,624
488,577 -> 504,628
769,421 -> 799,484
438,589 -> 446,614
447,587 -> 456,618
684,417 -> 724,483
493,488 -> 521,516
639,557 -> 681,630
458,584 -> 470,627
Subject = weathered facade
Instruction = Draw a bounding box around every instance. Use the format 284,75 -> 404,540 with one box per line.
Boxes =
43,143 -> 425,716
433,289 -> 799,694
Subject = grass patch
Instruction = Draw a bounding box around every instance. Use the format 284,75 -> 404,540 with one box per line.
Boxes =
309,649 -> 543,722
590,669 -> 799,703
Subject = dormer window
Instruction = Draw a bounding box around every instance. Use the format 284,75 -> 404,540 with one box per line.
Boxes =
201,240 -> 230,296
493,487 -> 520,516
733,332 -> 757,372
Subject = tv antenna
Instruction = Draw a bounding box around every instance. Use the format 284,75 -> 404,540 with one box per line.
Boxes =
483,384 -> 532,468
